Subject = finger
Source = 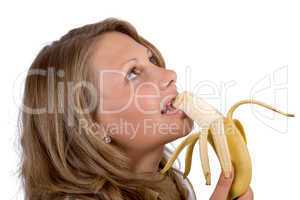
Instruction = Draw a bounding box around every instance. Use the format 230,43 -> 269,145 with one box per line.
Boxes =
236,187 -> 254,200
210,169 -> 234,200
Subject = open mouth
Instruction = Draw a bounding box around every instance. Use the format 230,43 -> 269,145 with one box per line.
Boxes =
161,97 -> 178,115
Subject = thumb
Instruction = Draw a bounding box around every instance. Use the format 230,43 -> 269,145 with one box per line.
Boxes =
210,168 -> 234,200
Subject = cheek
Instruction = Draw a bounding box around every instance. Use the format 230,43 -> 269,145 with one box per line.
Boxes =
117,99 -> 194,147
134,97 -> 160,115
132,116 -> 194,147
96,71 -> 132,111
100,107 -> 163,150
100,81 -> 161,115
134,82 -> 161,114
100,88 -> 132,113
96,78 -> 195,149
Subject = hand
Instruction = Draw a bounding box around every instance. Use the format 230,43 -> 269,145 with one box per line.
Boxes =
209,168 -> 253,200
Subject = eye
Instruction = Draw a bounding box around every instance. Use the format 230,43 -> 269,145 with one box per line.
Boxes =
126,67 -> 139,81
149,55 -> 158,65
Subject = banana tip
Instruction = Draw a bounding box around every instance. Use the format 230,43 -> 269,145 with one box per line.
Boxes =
172,93 -> 185,108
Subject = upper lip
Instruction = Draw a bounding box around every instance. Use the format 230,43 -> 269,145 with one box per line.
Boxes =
160,92 -> 178,112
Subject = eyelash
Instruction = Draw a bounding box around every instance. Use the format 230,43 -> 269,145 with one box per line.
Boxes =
149,55 -> 157,65
126,55 -> 157,81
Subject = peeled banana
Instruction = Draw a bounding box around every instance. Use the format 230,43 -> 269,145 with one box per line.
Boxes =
160,91 -> 295,200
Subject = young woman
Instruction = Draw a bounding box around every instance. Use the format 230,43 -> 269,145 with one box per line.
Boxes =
18,18 -> 253,200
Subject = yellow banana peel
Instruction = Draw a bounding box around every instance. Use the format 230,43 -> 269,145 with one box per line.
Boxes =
160,91 -> 295,200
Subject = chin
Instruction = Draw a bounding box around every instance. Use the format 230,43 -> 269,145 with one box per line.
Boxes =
180,118 -> 194,137
164,117 -> 194,143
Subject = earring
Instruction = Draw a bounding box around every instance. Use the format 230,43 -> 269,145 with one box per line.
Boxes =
102,134 -> 112,144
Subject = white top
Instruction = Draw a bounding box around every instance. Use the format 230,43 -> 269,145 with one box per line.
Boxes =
176,170 -> 197,200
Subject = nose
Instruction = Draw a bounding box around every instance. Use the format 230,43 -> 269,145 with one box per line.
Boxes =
159,69 -> 177,90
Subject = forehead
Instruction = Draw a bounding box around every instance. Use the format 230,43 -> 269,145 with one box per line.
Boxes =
89,31 -> 147,69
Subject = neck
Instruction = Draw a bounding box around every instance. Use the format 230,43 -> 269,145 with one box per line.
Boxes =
129,145 -> 165,175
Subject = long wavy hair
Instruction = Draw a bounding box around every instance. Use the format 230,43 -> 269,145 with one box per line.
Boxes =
17,17 -> 195,200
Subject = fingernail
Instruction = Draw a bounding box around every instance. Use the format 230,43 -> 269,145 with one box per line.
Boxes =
224,171 -> 233,179
229,170 -> 233,178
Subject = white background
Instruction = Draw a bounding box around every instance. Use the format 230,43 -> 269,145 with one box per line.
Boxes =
1,0 -> 299,199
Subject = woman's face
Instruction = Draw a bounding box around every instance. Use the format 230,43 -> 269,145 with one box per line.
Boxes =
88,31 -> 193,152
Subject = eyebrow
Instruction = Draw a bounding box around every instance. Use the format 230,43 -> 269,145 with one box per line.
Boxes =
121,48 -> 152,67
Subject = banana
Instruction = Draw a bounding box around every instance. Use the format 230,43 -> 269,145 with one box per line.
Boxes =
160,91 -> 295,200
171,91 -> 232,178
199,129 -> 211,185
207,118 -> 250,200
219,99 -> 294,199
160,133 -> 200,174
209,119 -> 232,178
183,133 -> 199,179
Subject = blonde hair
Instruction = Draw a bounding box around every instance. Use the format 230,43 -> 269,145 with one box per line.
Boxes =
18,17 -> 195,200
